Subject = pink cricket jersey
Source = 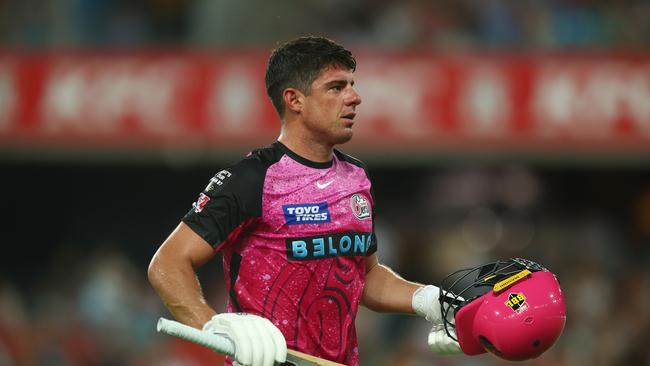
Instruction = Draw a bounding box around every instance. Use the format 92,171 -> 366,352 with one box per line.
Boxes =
183,141 -> 377,366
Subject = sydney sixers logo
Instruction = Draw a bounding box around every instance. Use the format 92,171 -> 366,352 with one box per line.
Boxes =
350,194 -> 370,220
505,292 -> 529,313
192,193 -> 210,213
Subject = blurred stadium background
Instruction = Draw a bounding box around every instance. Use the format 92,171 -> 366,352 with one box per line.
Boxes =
1,0 -> 649,365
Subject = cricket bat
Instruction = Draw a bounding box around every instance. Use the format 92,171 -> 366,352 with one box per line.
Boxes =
157,317 -> 345,366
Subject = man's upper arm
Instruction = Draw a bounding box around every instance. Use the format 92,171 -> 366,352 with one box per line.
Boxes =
182,159 -> 266,251
153,222 -> 216,269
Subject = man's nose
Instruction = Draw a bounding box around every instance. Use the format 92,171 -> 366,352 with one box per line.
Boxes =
346,87 -> 362,106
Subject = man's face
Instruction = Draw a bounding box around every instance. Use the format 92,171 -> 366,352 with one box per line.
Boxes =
300,65 -> 362,145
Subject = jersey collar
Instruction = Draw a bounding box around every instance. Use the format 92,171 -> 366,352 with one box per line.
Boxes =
273,141 -> 334,169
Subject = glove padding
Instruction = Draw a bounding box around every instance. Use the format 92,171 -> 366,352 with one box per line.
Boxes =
412,285 -> 464,356
203,313 -> 287,366
412,285 -> 443,323
428,323 -> 463,355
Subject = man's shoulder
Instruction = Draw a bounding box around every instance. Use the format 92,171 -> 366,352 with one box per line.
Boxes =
333,149 -> 367,170
245,142 -> 285,166
224,142 -> 285,173
201,144 -> 283,198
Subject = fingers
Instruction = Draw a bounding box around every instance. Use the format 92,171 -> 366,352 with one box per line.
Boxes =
243,317 -> 260,366
252,318 -> 274,366
266,318 -> 288,364
203,313 -> 286,366
220,314 -> 255,365
253,317 -> 287,366
428,326 -> 463,356
429,333 -> 460,354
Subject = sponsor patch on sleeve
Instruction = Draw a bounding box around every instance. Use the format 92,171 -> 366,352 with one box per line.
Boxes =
192,193 -> 210,213
204,170 -> 232,192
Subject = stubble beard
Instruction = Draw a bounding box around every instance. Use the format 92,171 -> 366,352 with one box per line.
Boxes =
306,118 -> 353,147
335,129 -> 353,145
325,122 -> 354,146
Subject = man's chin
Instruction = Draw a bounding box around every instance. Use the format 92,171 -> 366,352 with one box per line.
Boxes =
332,130 -> 353,145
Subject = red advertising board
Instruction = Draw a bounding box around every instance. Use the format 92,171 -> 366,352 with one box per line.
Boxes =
0,51 -> 648,155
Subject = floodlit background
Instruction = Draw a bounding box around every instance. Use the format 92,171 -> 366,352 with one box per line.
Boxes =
1,1 -> 649,365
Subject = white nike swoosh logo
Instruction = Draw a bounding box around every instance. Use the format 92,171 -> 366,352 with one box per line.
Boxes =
316,180 -> 334,189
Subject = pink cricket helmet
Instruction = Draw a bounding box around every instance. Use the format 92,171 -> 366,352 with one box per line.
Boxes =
439,258 -> 566,361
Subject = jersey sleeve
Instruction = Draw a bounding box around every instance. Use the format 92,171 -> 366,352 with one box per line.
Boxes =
366,180 -> 378,256
358,158 -> 378,256
182,158 -> 266,250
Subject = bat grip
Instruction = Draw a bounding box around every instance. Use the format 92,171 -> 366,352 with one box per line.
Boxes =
157,317 -> 236,357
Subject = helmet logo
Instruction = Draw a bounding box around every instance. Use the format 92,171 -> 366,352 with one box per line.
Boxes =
504,292 -> 529,313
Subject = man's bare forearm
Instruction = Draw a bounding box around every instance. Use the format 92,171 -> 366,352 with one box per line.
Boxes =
362,261 -> 422,314
148,257 -> 216,329
148,223 -> 218,329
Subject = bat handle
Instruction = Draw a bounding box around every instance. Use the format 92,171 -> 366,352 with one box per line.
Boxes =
157,317 -> 236,357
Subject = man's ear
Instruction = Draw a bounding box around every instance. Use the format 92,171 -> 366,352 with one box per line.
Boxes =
283,88 -> 304,114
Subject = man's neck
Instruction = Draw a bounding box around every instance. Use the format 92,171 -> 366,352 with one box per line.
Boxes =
277,133 -> 334,163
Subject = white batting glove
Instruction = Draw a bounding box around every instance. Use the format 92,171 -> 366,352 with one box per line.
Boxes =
412,285 -> 443,323
428,323 -> 462,355
202,313 -> 287,366
412,285 -> 463,356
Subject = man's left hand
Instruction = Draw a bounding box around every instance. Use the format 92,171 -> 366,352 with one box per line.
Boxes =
428,324 -> 463,355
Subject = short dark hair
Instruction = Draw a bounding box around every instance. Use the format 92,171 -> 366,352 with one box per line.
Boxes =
265,36 -> 357,117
